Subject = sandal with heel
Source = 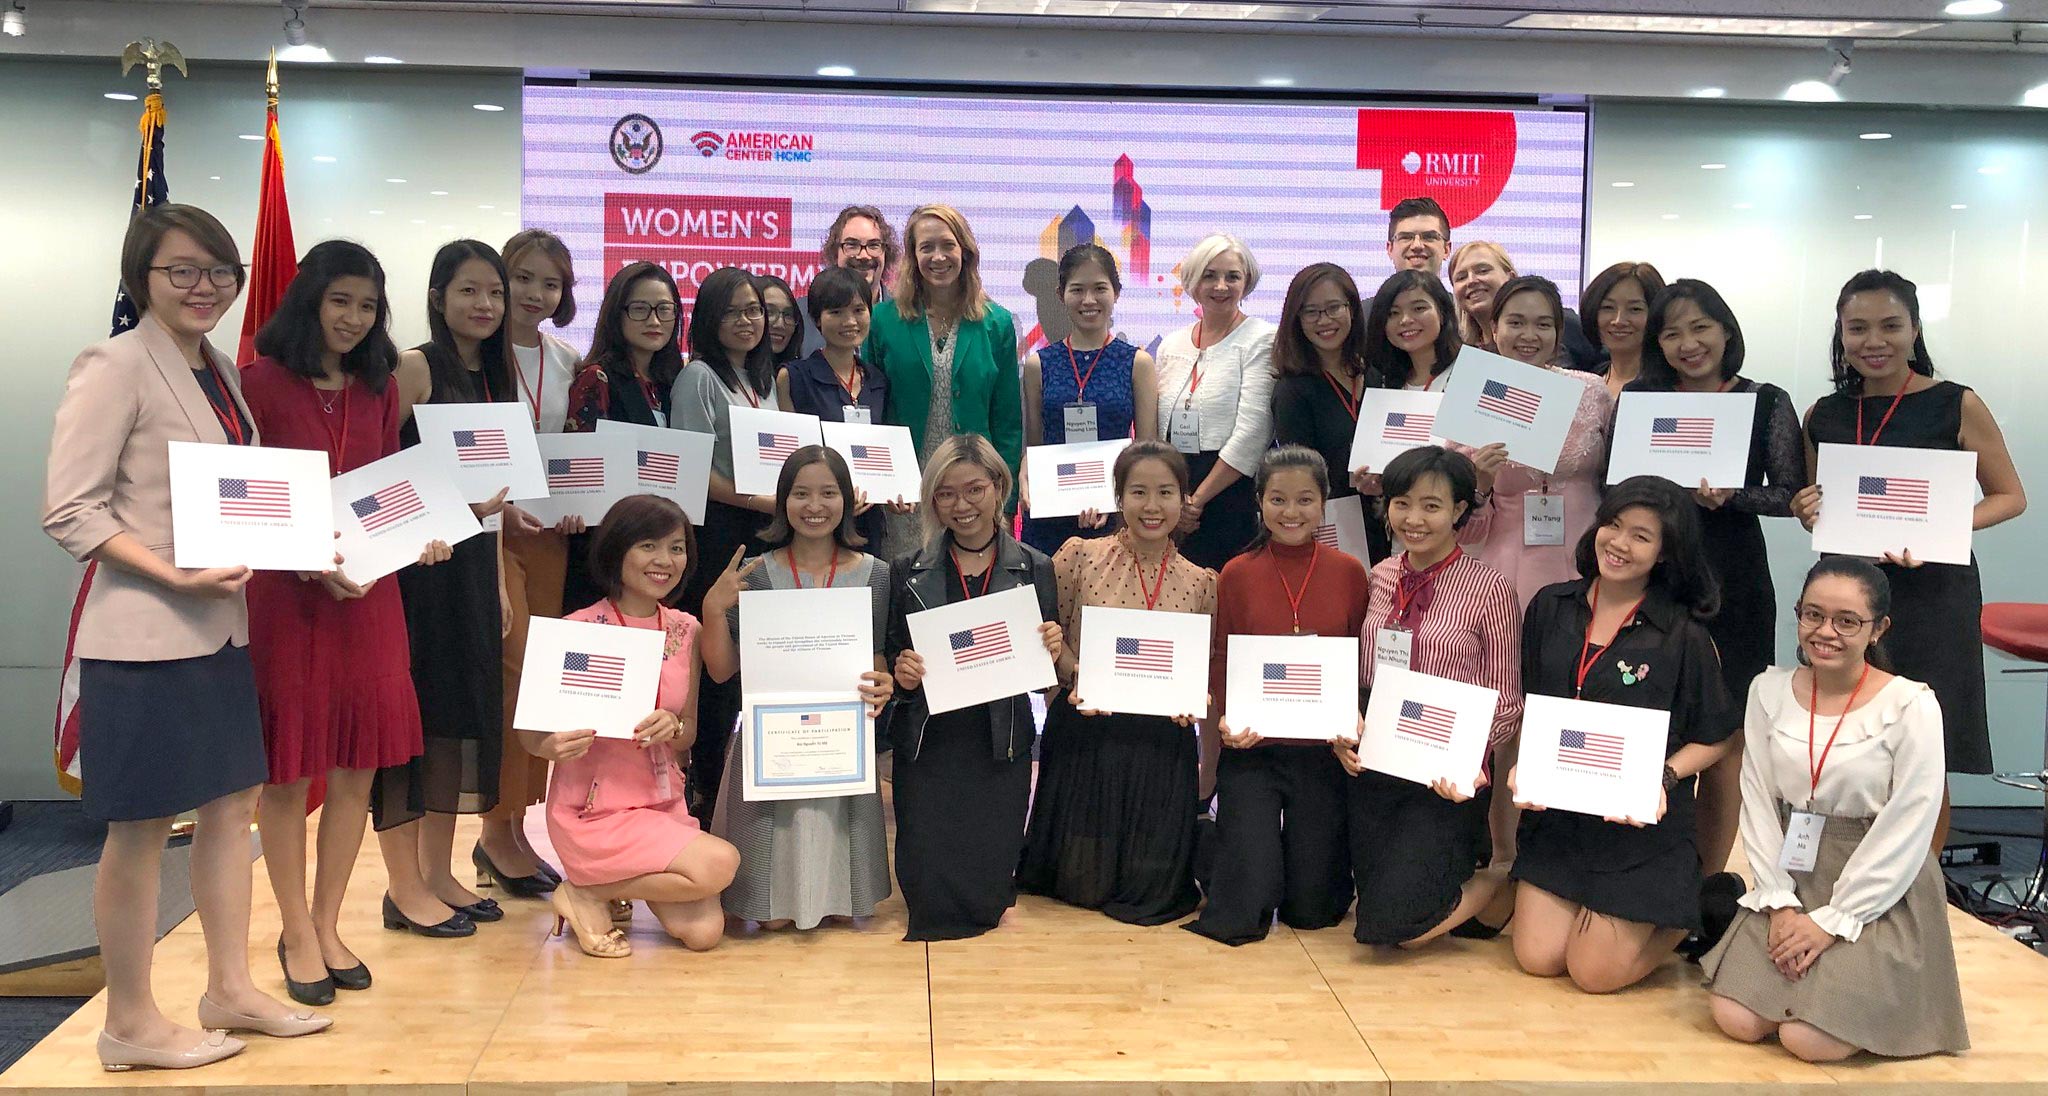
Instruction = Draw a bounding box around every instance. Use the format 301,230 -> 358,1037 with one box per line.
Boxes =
549,884 -> 631,958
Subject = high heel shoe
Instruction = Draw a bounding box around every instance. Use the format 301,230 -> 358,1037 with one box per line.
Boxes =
381,894 -> 476,938
276,938 -> 334,1007
471,843 -> 557,898
536,859 -> 563,885
196,995 -> 332,1038
548,884 -> 630,958
455,897 -> 505,923
98,1029 -> 244,1071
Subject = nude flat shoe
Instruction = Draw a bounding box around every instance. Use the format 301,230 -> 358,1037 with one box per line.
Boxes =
196,995 -> 333,1038
97,1029 -> 246,1071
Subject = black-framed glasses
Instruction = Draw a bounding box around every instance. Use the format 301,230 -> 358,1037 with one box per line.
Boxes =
837,239 -> 886,255
151,263 -> 243,290
1393,231 -> 1447,246
624,302 -> 677,322
1301,302 -> 1351,323
723,305 -> 765,322
1793,604 -> 1874,636
763,308 -> 798,326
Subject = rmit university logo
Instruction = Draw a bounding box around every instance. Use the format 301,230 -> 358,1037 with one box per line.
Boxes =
1358,109 -> 1518,228
690,130 -> 726,157
610,114 -> 663,174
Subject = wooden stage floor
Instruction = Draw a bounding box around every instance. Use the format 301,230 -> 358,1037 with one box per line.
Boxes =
6,814 -> 2048,1095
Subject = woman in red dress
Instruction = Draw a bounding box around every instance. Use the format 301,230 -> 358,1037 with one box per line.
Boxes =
243,242 -> 450,1006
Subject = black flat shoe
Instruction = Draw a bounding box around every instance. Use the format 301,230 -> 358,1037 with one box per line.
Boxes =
1680,871 -> 1747,963
1447,915 -> 1507,941
380,895 -> 476,938
325,959 -> 371,991
535,859 -> 563,885
471,843 -> 556,898
276,939 -> 335,1006
456,897 -> 504,923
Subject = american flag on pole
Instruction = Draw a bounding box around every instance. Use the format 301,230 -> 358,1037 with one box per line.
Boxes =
548,457 -> 605,490
1650,417 -> 1715,448
849,444 -> 894,473
1262,662 -> 1322,697
1114,636 -> 1173,673
351,481 -> 425,533
1312,523 -> 1341,550
453,428 -> 510,462
757,432 -> 800,464
1558,728 -> 1625,772
1056,460 -> 1106,488
1856,475 -> 1929,516
561,650 -> 626,693
1395,699 -> 1456,746
949,622 -> 1011,665
1477,379 -> 1542,424
637,449 -> 679,486
218,477 -> 292,519
1382,411 -> 1434,443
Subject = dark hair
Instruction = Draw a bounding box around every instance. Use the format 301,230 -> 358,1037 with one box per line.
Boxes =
686,266 -> 775,399
588,493 -> 696,605
756,273 -> 804,365
1796,557 -> 1896,672
821,204 -> 901,284
1489,274 -> 1566,359
1639,279 -> 1746,387
1057,244 -> 1123,295
1386,196 -> 1450,241
1580,261 -> 1667,348
501,228 -> 577,327
758,445 -> 866,550
584,261 -> 685,393
1572,475 -> 1720,618
1830,269 -> 1937,395
805,265 -> 872,324
1365,269 -> 1461,388
1377,445 -> 1479,531
1112,440 -> 1191,498
421,239 -> 512,405
1273,262 -> 1368,379
254,240 -> 398,392
120,203 -> 246,313
1246,445 -> 1330,552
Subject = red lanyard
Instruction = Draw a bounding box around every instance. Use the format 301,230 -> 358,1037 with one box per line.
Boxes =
1323,368 -> 1362,422
1574,580 -> 1645,697
740,380 -> 762,410
1389,546 -> 1461,625
1422,366 -> 1450,392
1065,335 -> 1108,403
316,381 -> 353,475
1856,383 -> 1911,445
1273,544 -> 1323,634
784,546 -> 840,590
1718,376 -> 1740,394
198,364 -> 248,446
637,376 -> 663,416
1807,662 -> 1872,799
1133,544 -> 1174,612
1184,314 -> 1240,408
952,544 -> 996,599
514,347 -> 545,427
836,363 -> 863,407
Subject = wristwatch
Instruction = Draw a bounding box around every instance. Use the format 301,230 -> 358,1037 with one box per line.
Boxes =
1662,764 -> 1680,791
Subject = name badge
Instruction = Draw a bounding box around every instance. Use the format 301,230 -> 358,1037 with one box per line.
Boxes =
1777,810 -> 1826,873
1062,402 -> 1100,443
481,512 -> 504,534
1523,492 -> 1565,547
650,409 -> 668,429
842,405 -> 873,425
1373,626 -> 1413,670
1170,408 -> 1202,454
653,749 -> 675,802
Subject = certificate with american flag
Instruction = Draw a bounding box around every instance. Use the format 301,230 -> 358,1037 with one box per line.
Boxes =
906,586 -> 1056,716
1430,347 -> 1588,475
514,617 -> 664,739
598,419 -> 713,525
1608,391 -> 1756,490
1024,437 -> 1131,518
1349,388 -> 1444,476
1811,442 -> 1976,566
740,692 -> 873,803
821,420 -> 921,504
411,402 -> 547,503
330,443 -> 483,585
1357,665 -> 1497,797
1514,694 -> 1668,823
168,441 -> 334,571
517,431 -> 632,525
730,404 -> 825,495
1075,605 -> 1211,719
1222,634 -> 1358,740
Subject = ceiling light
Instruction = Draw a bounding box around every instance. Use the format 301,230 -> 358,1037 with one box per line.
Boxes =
1945,0 -> 2003,14
104,91 -> 137,101
386,177 -> 406,183
1853,213 -> 1873,220
1951,203 -> 1968,209
238,133 -> 264,141
364,54 -> 402,64
472,103 -> 505,112
276,43 -> 333,63
1258,76 -> 1296,87
1978,164 -> 2005,174
367,209 -> 384,215
1690,87 -> 1727,98
2024,82 -> 2048,107
210,175 -> 221,181
430,190 -> 449,196
479,204 -> 495,210
816,64 -> 856,77
313,154 -> 336,163
1785,79 -> 1843,102
411,218 -> 426,224
1507,15 -> 1930,37
283,3 -> 308,46
1858,131 -> 1892,140
1700,162 -> 1726,170
1661,213 -> 1680,220
1611,180 -> 1636,188
3,4 -> 24,37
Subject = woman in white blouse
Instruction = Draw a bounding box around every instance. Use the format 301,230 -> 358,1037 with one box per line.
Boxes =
1701,556 -> 1967,1060
1153,233 -> 1277,570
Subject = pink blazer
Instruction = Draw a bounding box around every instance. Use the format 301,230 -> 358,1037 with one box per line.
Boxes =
43,313 -> 261,661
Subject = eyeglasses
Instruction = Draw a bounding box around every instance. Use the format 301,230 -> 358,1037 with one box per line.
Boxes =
837,239 -> 886,256
1301,302 -> 1351,324
1794,604 -> 1875,636
763,309 -> 798,326
1393,231 -> 1447,246
624,302 -> 677,322
723,305 -> 764,322
151,263 -> 243,290
933,482 -> 994,507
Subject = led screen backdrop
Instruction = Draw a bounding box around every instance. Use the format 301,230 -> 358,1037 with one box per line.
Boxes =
522,85 -> 1587,356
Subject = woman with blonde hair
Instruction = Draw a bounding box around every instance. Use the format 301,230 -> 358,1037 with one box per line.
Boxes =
1448,240 -> 1517,351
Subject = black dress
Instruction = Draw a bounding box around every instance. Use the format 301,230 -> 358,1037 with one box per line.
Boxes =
381,360 -> 502,829
781,349 -> 889,550
1271,369 -> 1392,564
1510,580 -> 1737,929
1806,381 -> 1992,773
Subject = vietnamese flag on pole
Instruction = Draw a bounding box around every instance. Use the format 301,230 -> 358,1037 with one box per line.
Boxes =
237,50 -> 297,365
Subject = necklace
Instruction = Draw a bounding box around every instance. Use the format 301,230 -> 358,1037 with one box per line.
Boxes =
316,381 -> 346,414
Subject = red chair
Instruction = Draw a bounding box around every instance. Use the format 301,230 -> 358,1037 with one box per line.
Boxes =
1981,603 -> 2048,917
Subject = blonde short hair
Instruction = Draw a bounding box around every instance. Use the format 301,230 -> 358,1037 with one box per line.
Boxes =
917,433 -> 1013,545
1448,240 -> 1518,345
1177,233 -> 1260,298
895,204 -> 989,323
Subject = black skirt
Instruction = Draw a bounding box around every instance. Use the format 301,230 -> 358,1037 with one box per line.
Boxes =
78,643 -> 268,822
381,530 -> 502,828
1882,556 -> 1991,774
1348,769 -> 1489,945
1698,509 -> 1776,703
1018,696 -> 1200,925
1509,776 -> 1703,931
893,706 -> 1032,941
1178,451 -> 1259,571
680,498 -> 763,822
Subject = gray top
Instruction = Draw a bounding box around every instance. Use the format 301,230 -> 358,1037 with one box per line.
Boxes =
671,358 -> 759,480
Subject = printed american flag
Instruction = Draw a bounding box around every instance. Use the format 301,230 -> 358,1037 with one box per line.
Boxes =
1558,728 -> 1625,772
1262,661 -> 1322,697
757,431 -> 800,464
849,444 -> 894,473
548,456 -> 605,489
1114,636 -> 1173,673
949,622 -> 1011,664
799,712 -> 821,725
1477,379 -> 1542,424
637,449 -> 679,486
560,650 -> 626,693
1382,410 -> 1435,443
453,428 -> 510,462
1312,523 -> 1341,550
1056,460 -> 1106,488
1650,417 -> 1715,448
351,481 -> 425,533
1395,699 -> 1456,746
218,477 -> 292,519
1856,475 -> 1929,516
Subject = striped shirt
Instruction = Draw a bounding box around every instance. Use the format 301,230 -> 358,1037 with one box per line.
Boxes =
1361,552 -> 1524,745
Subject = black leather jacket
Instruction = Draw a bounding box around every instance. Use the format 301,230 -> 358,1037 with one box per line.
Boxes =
883,532 -> 1058,763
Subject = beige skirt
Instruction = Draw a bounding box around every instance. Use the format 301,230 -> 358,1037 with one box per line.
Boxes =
1700,812 -> 1968,1057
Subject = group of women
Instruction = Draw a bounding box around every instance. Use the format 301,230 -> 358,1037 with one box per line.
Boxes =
42,194 -> 2022,1072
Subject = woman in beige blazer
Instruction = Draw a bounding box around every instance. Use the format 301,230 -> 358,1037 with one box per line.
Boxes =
43,205 -> 329,1071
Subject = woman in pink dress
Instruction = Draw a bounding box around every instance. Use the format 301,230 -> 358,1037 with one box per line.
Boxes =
523,494 -> 741,957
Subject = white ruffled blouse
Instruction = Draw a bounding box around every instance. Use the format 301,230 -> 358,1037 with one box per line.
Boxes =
1735,665 -> 1946,942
